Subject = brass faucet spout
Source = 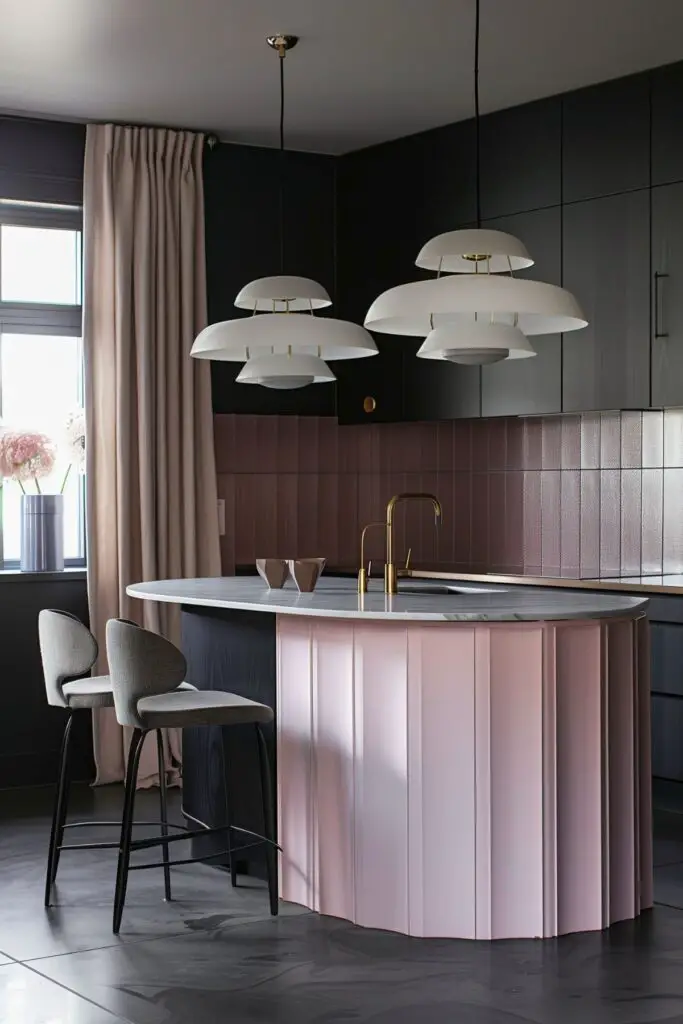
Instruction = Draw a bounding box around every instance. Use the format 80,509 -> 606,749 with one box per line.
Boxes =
385,492 -> 442,595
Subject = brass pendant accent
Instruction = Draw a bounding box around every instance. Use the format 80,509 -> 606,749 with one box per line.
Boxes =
462,253 -> 492,262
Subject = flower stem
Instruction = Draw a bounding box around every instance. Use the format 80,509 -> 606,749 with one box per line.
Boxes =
34,477 -> 41,495
60,463 -> 72,494
17,479 -> 25,495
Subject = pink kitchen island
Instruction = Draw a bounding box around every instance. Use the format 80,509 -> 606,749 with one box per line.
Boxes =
128,575 -> 652,941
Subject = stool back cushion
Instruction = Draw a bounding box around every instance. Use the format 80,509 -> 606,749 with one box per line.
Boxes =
106,619 -> 187,729
38,609 -> 99,708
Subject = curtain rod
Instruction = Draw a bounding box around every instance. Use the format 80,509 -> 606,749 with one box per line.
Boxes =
0,112 -> 219,148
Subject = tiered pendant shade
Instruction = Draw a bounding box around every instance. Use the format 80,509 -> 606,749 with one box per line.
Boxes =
416,229 -> 533,273
234,275 -> 332,312
236,352 -> 335,389
417,322 -> 535,365
365,274 -> 587,337
191,312 -> 378,361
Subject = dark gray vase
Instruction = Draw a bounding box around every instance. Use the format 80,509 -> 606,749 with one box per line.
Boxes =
20,494 -> 64,572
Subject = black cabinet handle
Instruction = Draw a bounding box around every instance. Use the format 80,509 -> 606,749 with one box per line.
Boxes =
655,272 -> 669,339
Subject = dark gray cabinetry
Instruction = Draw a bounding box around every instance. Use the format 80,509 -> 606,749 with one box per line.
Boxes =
562,189 -> 650,412
652,62 -> 683,188
651,182 -> 683,408
562,73 -> 650,203
481,206 -> 562,416
479,97 -> 561,219
651,611 -> 683,783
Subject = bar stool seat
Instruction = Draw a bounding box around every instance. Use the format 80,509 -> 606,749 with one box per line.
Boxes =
61,675 -> 114,709
136,689 -> 273,729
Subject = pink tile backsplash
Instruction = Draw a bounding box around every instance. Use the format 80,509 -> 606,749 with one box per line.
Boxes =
214,409 -> 683,579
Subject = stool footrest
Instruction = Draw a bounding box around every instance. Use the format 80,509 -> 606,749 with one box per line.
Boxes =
129,841 -> 268,872
130,823 -> 282,854
64,820 -> 191,831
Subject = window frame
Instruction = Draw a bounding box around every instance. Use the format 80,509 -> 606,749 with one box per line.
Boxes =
0,200 -> 85,569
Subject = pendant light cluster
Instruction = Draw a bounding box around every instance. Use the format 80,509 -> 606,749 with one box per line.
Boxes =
191,34 -> 377,388
364,0 -> 587,364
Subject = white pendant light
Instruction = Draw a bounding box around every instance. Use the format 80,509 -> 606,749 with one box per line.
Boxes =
416,229 -> 532,274
366,275 -> 587,337
190,34 -> 376,388
417,322 -> 535,365
364,0 -> 587,365
234,275 -> 332,312
192,311 -> 377,361
236,352 -> 335,389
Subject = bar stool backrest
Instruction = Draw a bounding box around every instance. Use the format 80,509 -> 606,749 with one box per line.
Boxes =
106,618 -> 187,729
38,609 -> 99,708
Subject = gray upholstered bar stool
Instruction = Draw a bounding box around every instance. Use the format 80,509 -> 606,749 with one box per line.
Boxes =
38,609 -> 183,908
106,618 -> 277,934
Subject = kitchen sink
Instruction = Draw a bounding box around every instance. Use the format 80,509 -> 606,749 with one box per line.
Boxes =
398,584 -> 505,596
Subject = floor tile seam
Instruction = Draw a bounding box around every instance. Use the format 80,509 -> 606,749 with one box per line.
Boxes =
14,958 -> 136,1023
16,926 -> 193,964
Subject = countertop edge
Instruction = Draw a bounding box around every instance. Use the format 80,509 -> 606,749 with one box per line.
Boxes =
126,580 -> 649,623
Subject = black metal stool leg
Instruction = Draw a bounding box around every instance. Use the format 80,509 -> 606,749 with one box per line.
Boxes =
156,729 -> 172,901
113,728 -> 145,934
255,724 -> 278,916
219,726 -> 237,887
44,712 -> 75,906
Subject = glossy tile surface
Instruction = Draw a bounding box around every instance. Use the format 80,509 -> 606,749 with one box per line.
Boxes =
214,409 -> 683,580
2,781 -> 683,1023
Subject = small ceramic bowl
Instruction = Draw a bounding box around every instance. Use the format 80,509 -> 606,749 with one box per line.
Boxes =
287,558 -> 326,593
256,558 -> 290,589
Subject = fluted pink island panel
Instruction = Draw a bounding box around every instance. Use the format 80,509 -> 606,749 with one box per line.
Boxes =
277,615 -> 651,940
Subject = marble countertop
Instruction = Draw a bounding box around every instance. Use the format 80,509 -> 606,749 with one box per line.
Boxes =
127,576 -> 648,622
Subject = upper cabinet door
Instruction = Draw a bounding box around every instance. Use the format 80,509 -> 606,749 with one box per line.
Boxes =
652,182 -> 683,407
562,74 -> 650,203
335,140 -> 417,424
652,63 -> 683,187
481,206 -> 562,417
562,189 -> 650,412
479,97 -> 561,219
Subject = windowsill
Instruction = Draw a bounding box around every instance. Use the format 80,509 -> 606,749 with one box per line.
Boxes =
0,566 -> 86,583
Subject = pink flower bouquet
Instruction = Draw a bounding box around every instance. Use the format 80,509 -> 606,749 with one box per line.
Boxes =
0,431 -> 56,493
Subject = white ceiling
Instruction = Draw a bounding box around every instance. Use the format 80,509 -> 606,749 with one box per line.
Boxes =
1,0 -> 683,154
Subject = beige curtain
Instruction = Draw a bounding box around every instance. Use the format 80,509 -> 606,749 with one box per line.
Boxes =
83,123 -> 222,786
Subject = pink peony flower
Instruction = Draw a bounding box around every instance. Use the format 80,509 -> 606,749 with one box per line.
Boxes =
0,431 -> 56,483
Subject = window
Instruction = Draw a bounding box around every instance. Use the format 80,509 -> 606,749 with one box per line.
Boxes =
0,201 -> 84,567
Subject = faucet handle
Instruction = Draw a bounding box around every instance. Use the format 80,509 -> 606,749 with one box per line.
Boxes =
405,548 -> 412,570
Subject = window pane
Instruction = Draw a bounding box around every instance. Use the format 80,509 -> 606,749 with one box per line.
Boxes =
1,226 -> 82,304
1,334 -> 84,562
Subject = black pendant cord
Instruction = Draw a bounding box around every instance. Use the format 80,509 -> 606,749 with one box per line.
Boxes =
474,0 -> 482,228
278,50 -> 286,275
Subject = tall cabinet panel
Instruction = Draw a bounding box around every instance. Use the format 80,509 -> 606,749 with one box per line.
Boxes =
335,140 -> 415,424
652,183 -> 683,407
562,190 -> 650,412
481,206 -> 562,416
562,73 -> 650,203
479,97 -> 561,219
652,62 -> 683,187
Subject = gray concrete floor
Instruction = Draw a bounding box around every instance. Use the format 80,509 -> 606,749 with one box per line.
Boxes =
1,782 -> 683,1022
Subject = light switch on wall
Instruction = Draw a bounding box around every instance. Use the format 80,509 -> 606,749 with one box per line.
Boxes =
217,498 -> 226,536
